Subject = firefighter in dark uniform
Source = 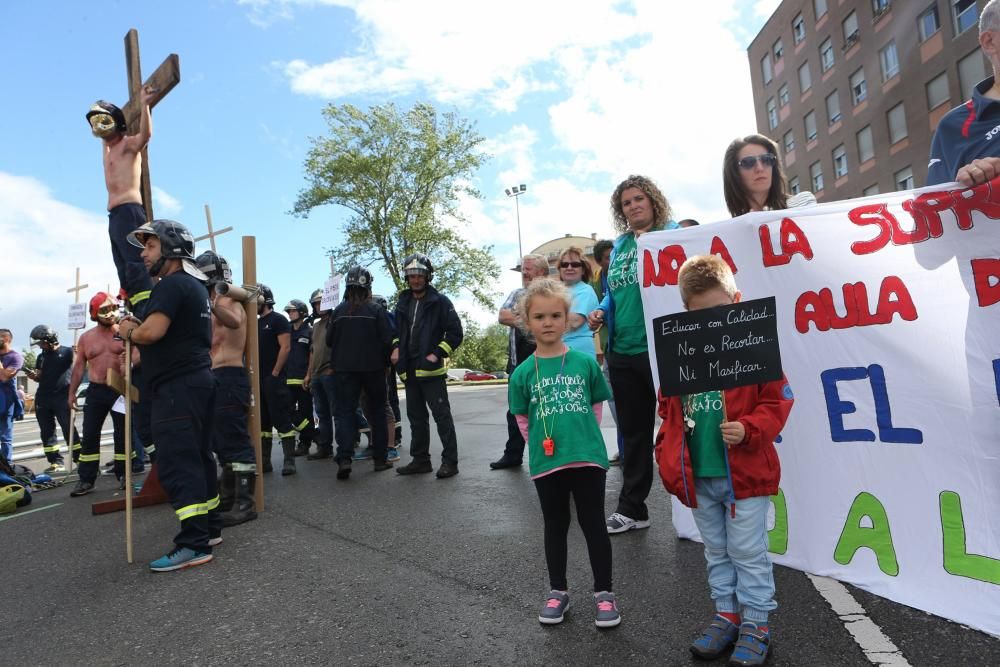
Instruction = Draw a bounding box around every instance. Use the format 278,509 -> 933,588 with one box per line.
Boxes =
283,299 -> 315,457
119,219 -> 221,572
196,250 -> 257,527
257,285 -> 297,476
26,325 -> 79,472
391,253 -> 464,478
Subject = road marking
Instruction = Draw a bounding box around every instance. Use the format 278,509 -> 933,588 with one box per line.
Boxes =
0,502 -> 63,522
807,574 -> 912,666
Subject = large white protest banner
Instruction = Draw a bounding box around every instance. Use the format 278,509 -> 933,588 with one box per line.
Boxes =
637,179 -> 1000,637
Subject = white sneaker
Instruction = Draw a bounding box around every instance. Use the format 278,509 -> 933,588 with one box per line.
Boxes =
605,512 -> 650,534
208,536 -> 223,547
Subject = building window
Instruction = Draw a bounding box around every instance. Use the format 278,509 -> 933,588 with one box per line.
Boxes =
793,14 -> 806,44
918,6 -> 940,42
774,38 -> 784,60
767,97 -> 778,129
953,0 -> 978,35
811,161 -> 825,191
926,72 -> 950,109
814,0 -> 828,19
887,103 -> 908,144
895,166 -> 914,191
761,54 -> 773,84
850,68 -> 868,105
820,38 -> 835,72
805,111 -> 818,142
826,90 -> 842,125
833,145 -> 848,178
843,11 -> 860,47
784,129 -> 796,154
872,0 -> 891,17
959,49 -> 988,96
880,41 -> 899,81
779,83 -> 790,107
863,184 -> 880,196
799,61 -> 812,93
857,125 -> 875,162
789,176 -> 801,195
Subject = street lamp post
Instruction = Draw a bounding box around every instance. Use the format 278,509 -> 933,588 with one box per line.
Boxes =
504,183 -> 527,259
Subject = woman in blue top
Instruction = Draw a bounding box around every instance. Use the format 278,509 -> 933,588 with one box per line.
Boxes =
557,246 -> 599,357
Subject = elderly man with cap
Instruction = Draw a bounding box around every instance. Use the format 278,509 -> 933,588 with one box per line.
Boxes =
118,220 -> 220,572
86,85 -> 157,317
67,293 -> 130,496
25,325 -> 80,472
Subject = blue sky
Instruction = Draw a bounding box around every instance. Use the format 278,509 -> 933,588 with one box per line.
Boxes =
0,0 -> 779,347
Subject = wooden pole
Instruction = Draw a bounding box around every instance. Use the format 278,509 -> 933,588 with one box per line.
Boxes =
67,267 -> 88,475
123,339 -> 134,563
242,236 -> 264,511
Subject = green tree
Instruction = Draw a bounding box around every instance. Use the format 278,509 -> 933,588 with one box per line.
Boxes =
449,318 -> 509,373
292,102 -> 501,310
21,348 -> 36,370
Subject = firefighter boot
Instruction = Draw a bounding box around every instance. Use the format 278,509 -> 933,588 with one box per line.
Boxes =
262,436 -> 273,474
222,469 -> 258,527
281,437 -> 297,476
218,464 -> 236,513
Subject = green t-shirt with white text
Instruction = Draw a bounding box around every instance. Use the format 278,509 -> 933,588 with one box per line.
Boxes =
683,390 -> 728,478
606,233 -> 647,355
508,350 -> 612,477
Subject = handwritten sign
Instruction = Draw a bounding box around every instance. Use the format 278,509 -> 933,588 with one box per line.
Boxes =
652,296 -> 782,396
320,274 -> 341,312
68,303 -> 88,330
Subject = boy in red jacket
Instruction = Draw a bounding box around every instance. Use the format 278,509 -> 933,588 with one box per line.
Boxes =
654,256 -> 793,667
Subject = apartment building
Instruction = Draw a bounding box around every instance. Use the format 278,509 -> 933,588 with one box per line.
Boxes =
748,0 -> 990,199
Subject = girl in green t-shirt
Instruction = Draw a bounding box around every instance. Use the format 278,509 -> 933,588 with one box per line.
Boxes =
508,278 -> 620,629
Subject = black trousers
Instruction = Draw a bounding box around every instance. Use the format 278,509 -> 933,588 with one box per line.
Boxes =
151,370 -> 221,551
387,369 -> 401,423
501,410 -> 526,462
108,203 -> 154,315
534,467 -> 613,592
78,383 -> 126,483
333,371 -> 389,463
132,366 -> 154,462
288,383 -> 314,446
607,350 -> 657,521
212,367 -> 255,466
260,375 -> 294,437
35,395 -> 79,463
404,375 -> 458,466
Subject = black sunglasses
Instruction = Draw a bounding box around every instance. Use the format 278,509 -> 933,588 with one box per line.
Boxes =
738,153 -> 777,170
560,261 -> 583,269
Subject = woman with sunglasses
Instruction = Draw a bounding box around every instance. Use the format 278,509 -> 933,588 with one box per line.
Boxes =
557,246 -> 600,357
723,134 -> 815,217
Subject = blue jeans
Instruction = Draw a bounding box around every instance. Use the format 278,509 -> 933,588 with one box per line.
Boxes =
312,374 -> 336,452
0,402 -> 13,463
690,477 -> 776,624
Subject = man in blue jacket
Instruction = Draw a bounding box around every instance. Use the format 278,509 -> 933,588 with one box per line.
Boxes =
390,254 -> 464,479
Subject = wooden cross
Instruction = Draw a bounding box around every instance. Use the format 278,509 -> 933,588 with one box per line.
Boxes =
121,28 -> 180,222
194,204 -> 234,253
66,267 -> 89,304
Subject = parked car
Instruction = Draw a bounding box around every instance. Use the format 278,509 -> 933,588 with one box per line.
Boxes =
491,371 -> 507,379
464,370 -> 497,381
446,368 -> 472,382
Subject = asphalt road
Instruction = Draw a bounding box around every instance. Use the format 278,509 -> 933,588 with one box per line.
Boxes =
6,385 -> 998,666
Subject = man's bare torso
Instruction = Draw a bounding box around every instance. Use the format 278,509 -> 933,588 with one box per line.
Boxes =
104,138 -> 142,210
79,325 -> 124,385
211,295 -> 247,369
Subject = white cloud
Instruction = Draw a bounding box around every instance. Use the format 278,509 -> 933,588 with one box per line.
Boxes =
152,185 -> 183,217
274,0 -> 638,110
754,0 -> 782,19
0,172 -> 120,346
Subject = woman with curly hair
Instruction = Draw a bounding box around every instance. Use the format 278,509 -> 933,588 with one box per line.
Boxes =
723,134 -> 815,218
587,174 -> 678,535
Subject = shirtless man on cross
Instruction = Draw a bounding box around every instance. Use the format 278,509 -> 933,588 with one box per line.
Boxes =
196,251 -> 258,526
67,292 -> 130,497
86,84 -> 157,316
